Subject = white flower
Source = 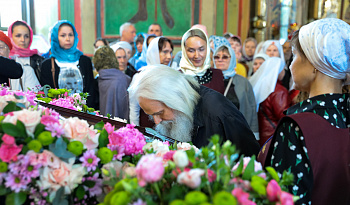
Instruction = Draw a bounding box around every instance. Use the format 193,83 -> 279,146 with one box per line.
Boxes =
305,163 -> 309,168
339,98 -> 344,102
275,163 -> 279,167
271,155 -> 275,160
319,101 -> 325,106
300,136 -> 304,140
290,145 -> 296,151
303,146 -> 308,153
324,115 -> 329,119
300,194 -> 304,198
293,185 -> 299,191
280,132 -> 283,136
297,154 -> 302,159
297,172 -> 303,178
274,142 -> 278,147
333,100 -> 337,105
177,168 -> 205,189
295,126 -> 299,132
173,150 -> 189,168
333,114 -> 337,119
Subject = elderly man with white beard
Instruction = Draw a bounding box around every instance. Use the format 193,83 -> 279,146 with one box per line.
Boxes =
128,65 -> 260,156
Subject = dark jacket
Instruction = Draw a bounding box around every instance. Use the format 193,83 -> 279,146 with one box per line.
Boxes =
0,56 -> 23,85
125,63 -> 137,79
201,68 -> 225,95
258,81 -> 291,146
98,68 -> 130,120
30,54 -> 44,82
40,55 -> 98,109
192,85 -> 260,156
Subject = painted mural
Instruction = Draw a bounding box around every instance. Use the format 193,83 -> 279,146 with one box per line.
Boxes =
103,0 -> 192,38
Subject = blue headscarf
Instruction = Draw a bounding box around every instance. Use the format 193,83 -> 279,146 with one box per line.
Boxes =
211,36 -> 236,79
50,20 -> 83,63
133,32 -> 146,59
135,34 -> 156,70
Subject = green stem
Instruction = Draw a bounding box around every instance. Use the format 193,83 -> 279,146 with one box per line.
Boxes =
153,183 -> 162,204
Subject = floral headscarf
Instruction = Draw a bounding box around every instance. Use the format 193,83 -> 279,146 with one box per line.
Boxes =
180,28 -> 211,77
50,20 -> 83,63
8,20 -> 38,58
211,36 -> 236,79
299,18 -> 350,85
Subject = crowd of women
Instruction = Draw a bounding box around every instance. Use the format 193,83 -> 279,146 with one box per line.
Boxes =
0,18 -> 349,204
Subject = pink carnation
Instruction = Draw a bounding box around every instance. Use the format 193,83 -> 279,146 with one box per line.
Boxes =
135,154 -> 164,187
207,169 -> 216,182
104,122 -> 115,134
0,135 -> 22,162
232,187 -> 256,205
279,191 -> 294,205
267,180 -> 282,202
40,115 -> 59,126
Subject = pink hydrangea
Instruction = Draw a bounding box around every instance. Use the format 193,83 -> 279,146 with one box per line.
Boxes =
49,98 -> 77,110
108,124 -> 146,156
135,154 -> 164,187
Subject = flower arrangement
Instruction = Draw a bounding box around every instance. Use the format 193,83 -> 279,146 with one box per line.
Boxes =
0,88 -> 297,205
100,136 -> 297,205
36,86 -> 97,114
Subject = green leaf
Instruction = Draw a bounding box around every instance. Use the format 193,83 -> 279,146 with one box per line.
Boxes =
251,180 -> 267,195
13,94 -> 24,100
34,123 -> 46,138
2,123 -> 22,137
233,156 -> 244,177
266,167 -> 280,182
3,101 -> 22,114
15,103 -> 26,108
15,120 -> 28,138
98,129 -> 109,148
75,185 -> 85,200
52,187 -> 68,205
5,192 -> 27,205
49,138 -> 75,160
242,155 -> 256,180
0,185 -> 9,196
94,121 -> 105,131
83,180 -> 96,188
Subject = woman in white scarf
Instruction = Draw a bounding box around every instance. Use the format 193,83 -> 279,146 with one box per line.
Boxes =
179,27 -> 225,94
249,57 -> 291,146
146,37 -> 173,66
263,18 -> 350,205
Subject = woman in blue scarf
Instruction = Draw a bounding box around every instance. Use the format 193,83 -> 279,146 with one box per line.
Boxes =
40,20 -> 97,108
212,35 -> 259,139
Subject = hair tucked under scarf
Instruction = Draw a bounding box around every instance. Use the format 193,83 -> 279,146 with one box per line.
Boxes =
8,20 -> 38,58
50,20 -> 83,63
211,35 -> 236,79
180,28 -> 211,77
260,40 -> 285,63
299,18 -> 350,85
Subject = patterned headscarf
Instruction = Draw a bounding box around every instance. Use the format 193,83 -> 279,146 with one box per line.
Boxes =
299,18 -> 350,85
211,36 -> 236,79
180,28 -> 211,77
50,20 -> 83,63
8,20 -> 38,58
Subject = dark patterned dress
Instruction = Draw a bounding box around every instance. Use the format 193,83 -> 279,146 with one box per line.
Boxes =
266,93 -> 350,205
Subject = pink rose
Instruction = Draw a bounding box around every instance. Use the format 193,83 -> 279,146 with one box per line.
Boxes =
0,135 -> 22,162
232,187 -> 256,205
41,115 -> 59,126
266,180 -> 282,202
135,154 -> 164,187
232,157 -> 266,178
177,142 -> 199,152
177,168 -> 205,189
207,169 -> 216,182
279,191 -> 294,205
62,117 -> 99,149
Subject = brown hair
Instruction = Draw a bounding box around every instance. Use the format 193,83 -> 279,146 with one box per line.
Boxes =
291,30 -> 306,59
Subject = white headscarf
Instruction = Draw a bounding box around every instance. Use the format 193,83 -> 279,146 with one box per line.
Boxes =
249,57 -> 285,111
253,53 -> 270,61
260,40 -> 285,63
299,18 -> 350,85
115,41 -> 132,52
146,37 -> 161,65
179,28 -> 211,77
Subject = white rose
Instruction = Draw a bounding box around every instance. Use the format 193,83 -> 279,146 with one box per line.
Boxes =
173,150 -> 189,168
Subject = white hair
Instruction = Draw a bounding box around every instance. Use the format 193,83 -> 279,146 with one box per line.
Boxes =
119,22 -> 134,36
128,65 -> 200,120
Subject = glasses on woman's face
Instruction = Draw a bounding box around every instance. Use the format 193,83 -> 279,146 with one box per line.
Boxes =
213,55 -> 231,61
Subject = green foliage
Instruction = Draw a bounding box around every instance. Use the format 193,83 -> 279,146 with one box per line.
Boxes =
5,192 -> 27,205
49,138 -> 75,160
98,129 -> 109,148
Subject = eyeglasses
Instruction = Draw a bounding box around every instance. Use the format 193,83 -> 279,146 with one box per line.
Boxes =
213,55 -> 231,60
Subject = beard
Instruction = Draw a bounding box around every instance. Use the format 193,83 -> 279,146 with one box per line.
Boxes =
153,111 -> 193,142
